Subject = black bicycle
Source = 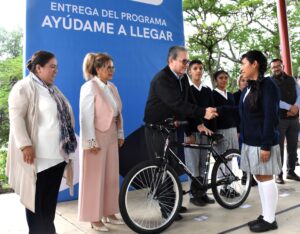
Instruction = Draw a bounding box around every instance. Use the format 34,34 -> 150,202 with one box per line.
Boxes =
119,119 -> 252,233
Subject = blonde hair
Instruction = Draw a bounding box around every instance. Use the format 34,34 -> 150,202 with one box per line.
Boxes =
82,53 -> 96,80
83,53 -> 113,80
236,74 -> 244,87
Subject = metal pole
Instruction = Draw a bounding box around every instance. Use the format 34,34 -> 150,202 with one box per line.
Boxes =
276,0 -> 293,76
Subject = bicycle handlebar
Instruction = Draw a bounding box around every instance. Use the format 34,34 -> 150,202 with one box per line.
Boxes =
145,118 -> 189,130
145,118 -> 223,141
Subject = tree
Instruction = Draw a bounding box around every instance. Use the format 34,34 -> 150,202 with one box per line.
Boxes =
0,27 -> 23,188
0,55 -> 23,147
0,27 -> 23,59
183,0 -> 300,90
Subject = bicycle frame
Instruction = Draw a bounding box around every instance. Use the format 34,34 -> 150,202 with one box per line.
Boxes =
158,127 -> 238,191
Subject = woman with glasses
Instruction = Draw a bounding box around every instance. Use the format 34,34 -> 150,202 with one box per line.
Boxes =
78,53 -> 125,231
7,50 -> 77,234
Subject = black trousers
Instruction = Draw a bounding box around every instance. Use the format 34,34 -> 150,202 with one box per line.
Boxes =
144,127 -> 183,215
26,161 -> 66,234
278,118 -> 299,174
144,126 -> 184,174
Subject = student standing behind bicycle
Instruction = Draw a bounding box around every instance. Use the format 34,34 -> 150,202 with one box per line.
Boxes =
144,46 -> 218,221
212,70 -> 240,198
240,50 -> 281,233
183,59 -> 217,207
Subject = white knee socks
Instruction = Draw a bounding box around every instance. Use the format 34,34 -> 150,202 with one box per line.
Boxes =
255,177 -> 265,217
258,179 -> 278,223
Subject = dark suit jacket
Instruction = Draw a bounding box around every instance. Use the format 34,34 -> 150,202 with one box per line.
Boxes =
182,75 -> 216,135
144,66 -> 205,124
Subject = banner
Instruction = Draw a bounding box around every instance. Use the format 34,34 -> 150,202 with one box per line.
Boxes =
25,0 -> 184,201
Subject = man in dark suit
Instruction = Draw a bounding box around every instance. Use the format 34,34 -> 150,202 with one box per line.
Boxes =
144,46 -> 217,220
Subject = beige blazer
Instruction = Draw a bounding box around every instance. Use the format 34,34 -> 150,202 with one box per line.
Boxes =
6,74 -> 75,212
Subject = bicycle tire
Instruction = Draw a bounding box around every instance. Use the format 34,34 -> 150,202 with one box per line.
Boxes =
211,149 -> 251,209
119,160 -> 183,234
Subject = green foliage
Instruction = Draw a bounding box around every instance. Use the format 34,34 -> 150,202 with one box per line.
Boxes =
0,27 -> 23,59
0,55 -> 22,146
183,0 -> 300,90
0,148 -> 8,186
0,27 -> 23,190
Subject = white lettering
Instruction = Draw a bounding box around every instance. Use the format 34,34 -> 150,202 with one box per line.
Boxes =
94,21 -> 106,33
51,16 -> 62,28
41,15 -> 53,28
62,15 -> 72,30
118,24 -> 127,35
74,18 -> 83,30
83,20 -> 93,32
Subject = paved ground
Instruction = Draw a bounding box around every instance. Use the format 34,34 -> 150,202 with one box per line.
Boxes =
1,164 -> 300,233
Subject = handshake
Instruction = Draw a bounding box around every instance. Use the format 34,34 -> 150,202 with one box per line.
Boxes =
204,107 -> 218,120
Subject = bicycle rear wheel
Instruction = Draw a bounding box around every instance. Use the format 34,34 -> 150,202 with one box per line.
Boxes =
211,149 -> 251,209
119,160 -> 183,234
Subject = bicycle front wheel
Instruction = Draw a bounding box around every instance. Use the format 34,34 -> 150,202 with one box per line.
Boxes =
211,149 -> 251,209
119,160 -> 183,234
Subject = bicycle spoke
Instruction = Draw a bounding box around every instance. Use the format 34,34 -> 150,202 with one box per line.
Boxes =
120,162 -> 182,233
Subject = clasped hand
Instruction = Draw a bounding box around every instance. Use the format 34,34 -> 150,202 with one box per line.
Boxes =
204,107 -> 218,120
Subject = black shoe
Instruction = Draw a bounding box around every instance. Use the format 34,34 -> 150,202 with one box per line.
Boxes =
178,206 -> 187,213
249,219 -> 278,232
286,172 -> 300,181
247,215 -> 263,226
174,213 -> 183,221
251,176 -> 257,186
190,197 -> 206,207
201,194 -> 215,204
241,172 -> 247,185
220,187 -> 240,198
162,211 -> 183,221
275,175 -> 285,184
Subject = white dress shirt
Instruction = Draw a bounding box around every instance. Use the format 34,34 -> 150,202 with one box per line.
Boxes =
33,76 -> 64,172
214,87 -> 228,99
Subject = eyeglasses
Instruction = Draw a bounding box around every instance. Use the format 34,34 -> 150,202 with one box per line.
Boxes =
106,66 -> 115,72
178,59 -> 190,65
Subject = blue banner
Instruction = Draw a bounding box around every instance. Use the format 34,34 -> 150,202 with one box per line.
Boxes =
26,0 -> 184,201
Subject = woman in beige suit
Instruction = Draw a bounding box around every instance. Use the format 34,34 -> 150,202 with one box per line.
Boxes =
78,53 -> 124,232
7,51 -> 77,234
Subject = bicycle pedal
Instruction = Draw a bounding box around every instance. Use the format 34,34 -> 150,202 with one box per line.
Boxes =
182,190 -> 189,195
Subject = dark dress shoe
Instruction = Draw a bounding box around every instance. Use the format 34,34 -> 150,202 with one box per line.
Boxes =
201,194 -> 215,204
220,187 -> 240,198
178,206 -> 187,213
275,175 -> 285,184
251,176 -> 257,186
249,219 -> 278,232
241,172 -> 247,185
190,197 -> 206,207
162,211 -> 183,221
286,172 -> 300,181
174,213 -> 183,221
247,215 -> 263,226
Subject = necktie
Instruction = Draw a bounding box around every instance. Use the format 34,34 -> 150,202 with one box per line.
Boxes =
179,77 -> 183,92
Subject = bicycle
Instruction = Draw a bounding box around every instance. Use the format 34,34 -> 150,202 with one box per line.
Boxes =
119,119 -> 252,233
